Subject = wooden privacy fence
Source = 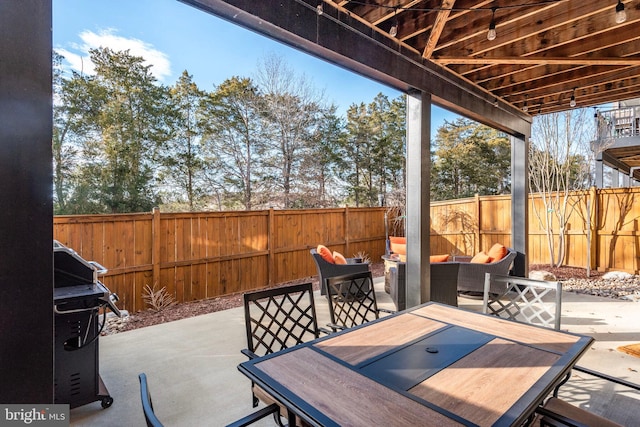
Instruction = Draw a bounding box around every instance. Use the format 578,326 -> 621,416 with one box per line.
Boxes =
429,187 -> 640,274
54,207 -> 387,312
54,187 -> 640,312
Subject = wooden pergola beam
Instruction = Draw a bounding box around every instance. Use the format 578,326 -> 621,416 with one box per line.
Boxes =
422,0 -> 455,59
434,57 -> 640,66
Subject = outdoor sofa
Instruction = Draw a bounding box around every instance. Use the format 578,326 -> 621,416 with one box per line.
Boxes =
455,247 -> 517,295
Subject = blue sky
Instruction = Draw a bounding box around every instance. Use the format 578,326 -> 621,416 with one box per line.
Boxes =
52,0 -> 458,131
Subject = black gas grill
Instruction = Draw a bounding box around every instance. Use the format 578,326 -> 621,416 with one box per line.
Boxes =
53,241 -> 120,409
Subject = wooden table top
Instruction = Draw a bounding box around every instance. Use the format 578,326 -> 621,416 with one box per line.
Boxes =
238,302 -> 593,427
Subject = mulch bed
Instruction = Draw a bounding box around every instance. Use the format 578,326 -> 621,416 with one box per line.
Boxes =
528,264 -> 604,280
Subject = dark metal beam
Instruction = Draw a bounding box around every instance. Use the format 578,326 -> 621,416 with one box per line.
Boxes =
602,151 -> 631,174
600,151 -> 640,182
180,0 -> 531,137
405,91 -> 431,308
0,0 -> 53,402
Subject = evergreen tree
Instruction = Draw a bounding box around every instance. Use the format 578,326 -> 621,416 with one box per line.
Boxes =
338,94 -> 406,207
52,51 -> 77,214
68,48 -> 171,213
162,71 -> 207,211
299,105 -> 346,208
431,118 -> 510,200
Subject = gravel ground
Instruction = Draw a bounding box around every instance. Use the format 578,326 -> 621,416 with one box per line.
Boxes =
530,264 -> 640,302
104,263 -> 640,335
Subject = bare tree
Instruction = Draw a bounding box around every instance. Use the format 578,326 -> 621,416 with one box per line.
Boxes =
572,110 -> 615,276
529,108 -> 595,267
254,54 -> 325,208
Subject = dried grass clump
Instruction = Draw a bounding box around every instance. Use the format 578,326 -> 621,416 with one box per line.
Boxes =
142,284 -> 176,312
353,251 -> 371,264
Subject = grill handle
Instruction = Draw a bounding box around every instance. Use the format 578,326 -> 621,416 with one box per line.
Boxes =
54,305 -> 97,315
104,293 -> 121,317
88,261 -> 108,275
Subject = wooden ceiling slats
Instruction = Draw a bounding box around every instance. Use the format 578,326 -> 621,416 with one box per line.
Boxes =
432,3 -> 563,57
499,68 -> 640,109
437,57 -> 640,65
404,0 -> 493,43
323,0 -> 640,115
442,19 -> 640,77
456,31 -> 640,103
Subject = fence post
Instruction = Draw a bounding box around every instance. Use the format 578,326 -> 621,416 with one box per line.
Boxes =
345,207 -> 350,255
475,194 -> 481,254
268,208 -> 274,286
152,207 -> 161,290
589,187 -> 598,271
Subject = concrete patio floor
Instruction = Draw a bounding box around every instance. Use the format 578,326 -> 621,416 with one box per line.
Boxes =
70,279 -> 640,426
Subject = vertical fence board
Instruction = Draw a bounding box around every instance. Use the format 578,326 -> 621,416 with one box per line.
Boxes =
134,218 -> 151,266
206,261 -> 220,299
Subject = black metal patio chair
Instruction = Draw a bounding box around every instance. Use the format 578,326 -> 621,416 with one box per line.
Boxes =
324,271 -> 394,332
225,403 -> 281,427
138,373 -> 164,427
240,282 -> 323,426
310,248 -> 369,296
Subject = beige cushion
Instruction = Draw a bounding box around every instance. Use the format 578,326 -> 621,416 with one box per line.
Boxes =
333,251 -> 347,264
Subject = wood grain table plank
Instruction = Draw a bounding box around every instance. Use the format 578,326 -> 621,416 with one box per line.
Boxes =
412,304 -> 580,353
409,337 -> 560,426
314,313 -> 446,365
256,346 -> 464,426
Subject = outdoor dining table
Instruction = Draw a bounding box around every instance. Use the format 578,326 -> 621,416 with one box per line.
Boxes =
237,302 -> 593,427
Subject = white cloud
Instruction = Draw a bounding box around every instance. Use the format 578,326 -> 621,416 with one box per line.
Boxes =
57,29 -> 171,82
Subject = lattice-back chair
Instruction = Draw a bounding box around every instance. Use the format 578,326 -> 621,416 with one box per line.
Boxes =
324,271 -> 394,331
243,282 -> 320,358
241,282 -> 321,425
483,273 -> 562,330
481,275 -> 640,426
138,373 -> 164,427
310,248 -> 369,296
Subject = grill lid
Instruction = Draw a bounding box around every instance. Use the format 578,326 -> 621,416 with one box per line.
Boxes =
53,241 -> 120,317
54,240 -> 105,287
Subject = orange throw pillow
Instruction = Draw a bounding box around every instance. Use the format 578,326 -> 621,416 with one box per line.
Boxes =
470,251 -> 493,264
487,243 -> 508,261
316,245 -> 335,263
430,254 -> 450,263
389,236 -> 407,255
389,236 -> 406,245
390,242 -> 406,255
333,251 -> 347,265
